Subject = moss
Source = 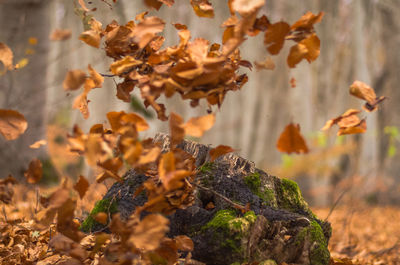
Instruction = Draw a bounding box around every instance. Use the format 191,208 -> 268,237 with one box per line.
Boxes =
244,173 -> 276,207
279,178 -> 307,211
244,172 -> 261,193
294,221 -> 329,265
198,162 -> 214,174
80,198 -> 118,233
202,209 -> 237,231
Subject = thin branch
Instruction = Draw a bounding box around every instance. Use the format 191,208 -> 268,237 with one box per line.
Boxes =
324,188 -> 348,222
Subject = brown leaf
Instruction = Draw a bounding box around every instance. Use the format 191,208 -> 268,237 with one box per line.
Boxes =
337,119 -> 367,136
321,109 -> 361,131
190,0 -> 214,18
0,42 -> 14,72
94,212 -> 108,225
231,0 -> 265,16
183,114 -> 215,137
0,109 -> 28,140
349,81 -> 385,112
174,235 -> 194,251
24,158 -> 43,184
276,123 -> 309,154
129,214 -> 169,251
169,112 -> 185,147
29,139 -> 47,149
144,0 -> 163,10
88,64 -> 104,88
254,56 -> 275,70
63,70 -> 86,91
50,29 -> 72,41
291,11 -> 324,31
131,16 -> 165,48
209,145 -> 235,162
264,22 -> 291,55
78,0 -> 90,11
72,87 -> 91,119
73,175 -> 89,199
137,146 -> 161,165
287,33 -> 320,68
79,18 -> 103,48
110,56 -> 142,75
96,170 -> 123,183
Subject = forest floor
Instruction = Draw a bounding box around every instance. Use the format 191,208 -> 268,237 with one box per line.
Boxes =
1,183 -> 399,264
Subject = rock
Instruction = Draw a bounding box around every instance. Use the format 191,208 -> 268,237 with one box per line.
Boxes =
81,133 -> 331,265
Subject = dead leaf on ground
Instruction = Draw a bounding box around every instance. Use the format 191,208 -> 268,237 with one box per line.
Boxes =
276,123 -> 309,154
0,109 -> 28,140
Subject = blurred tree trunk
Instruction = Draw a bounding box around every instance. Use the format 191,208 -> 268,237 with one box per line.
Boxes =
0,0 -> 50,179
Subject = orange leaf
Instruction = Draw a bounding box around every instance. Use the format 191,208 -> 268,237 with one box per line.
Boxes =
29,139 -> 47,149
174,235 -> 194,251
209,145 -> 235,162
137,146 -> 161,165
169,112 -> 185,147
94,212 -> 108,225
63,70 -> 86,91
24,158 -> 43,184
349,81 -> 386,112
0,42 -> 14,72
264,22 -> 290,55
110,56 -> 142,75
276,123 -> 309,154
73,175 -> 89,199
287,33 -> 320,68
231,0 -> 265,16
190,0 -> 214,18
291,11 -> 324,31
337,119 -> 367,136
0,109 -> 28,140
183,114 -> 215,137
50,29 -> 72,41
96,170 -> 123,183
254,56 -> 275,71
321,109 -> 361,131
88,64 -> 104,88
79,18 -> 103,48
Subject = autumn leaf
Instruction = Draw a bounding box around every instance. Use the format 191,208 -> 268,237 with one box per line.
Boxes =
96,170 -> 123,183
50,29 -> 72,41
264,22 -> 291,55
144,0 -> 163,10
110,56 -> 142,75
190,0 -> 214,18
129,214 -> 169,251
182,114 -> 215,137
131,16 -> 165,48
338,119 -> 367,136
30,139 -> 47,149
24,158 -> 43,184
291,11 -> 324,31
79,18 -> 103,48
137,146 -> 161,165
209,145 -> 235,162
73,175 -> 89,199
276,123 -> 309,154
174,235 -> 194,251
231,0 -> 265,16
321,109 -> 367,136
88,64 -> 104,88
349,81 -> 386,112
287,33 -> 320,68
0,42 -> 14,72
63,70 -> 87,91
254,56 -> 275,70
169,112 -> 185,147
94,212 -> 108,225
0,109 -> 28,140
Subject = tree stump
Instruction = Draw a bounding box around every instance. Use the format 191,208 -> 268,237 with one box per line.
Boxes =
82,133 -> 331,265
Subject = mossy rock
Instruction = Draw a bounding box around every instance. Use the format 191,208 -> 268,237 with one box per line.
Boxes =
83,133 -> 331,265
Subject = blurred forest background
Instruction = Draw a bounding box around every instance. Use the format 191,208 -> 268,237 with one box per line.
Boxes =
1,0 -> 399,207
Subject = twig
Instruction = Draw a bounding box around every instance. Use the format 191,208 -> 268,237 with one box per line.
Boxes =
324,188 -> 349,222
192,182 -> 246,211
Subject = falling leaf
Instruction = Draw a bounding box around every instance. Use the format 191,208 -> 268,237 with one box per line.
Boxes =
290,77 -> 296,88
321,109 -> 361,131
131,16 -> 165,48
78,0 -> 90,11
254,56 -> 275,70
190,0 -> 214,18
337,119 -> 367,136
144,0 -> 163,10
29,139 -> 47,149
291,11 -> 324,31
174,235 -> 194,251
0,109 -> 28,140
24,158 -> 43,184
15,58 -> 29,69
129,214 -> 169,251
183,114 -> 215,137
88,64 -> 104,88
137,146 -> 161,165
50,29 -> 72,41
94,212 -> 108,224
63,70 -> 87,91
79,18 -> 103,48
231,0 -> 265,16
0,42 -> 14,72
96,170 -> 123,183
169,112 -> 185,147
264,22 -> 291,55
287,33 -> 320,68
349,80 -> 386,112
110,56 -> 142,75
73,175 -> 89,199
276,123 -> 309,154
209,145 -> 235,161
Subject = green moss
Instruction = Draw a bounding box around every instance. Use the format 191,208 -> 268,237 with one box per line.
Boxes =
279,178 -> 307,211
294,221 -> 329,265
244,173 -> 277,207
198,162 -> 214,174
80,198 -> 118,233
244,172 -> 261,193
202,209 -> 237,231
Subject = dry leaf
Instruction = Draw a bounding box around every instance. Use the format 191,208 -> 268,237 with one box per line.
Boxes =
349,80 -> 386,112
321,109 -> 361,131
79,18 -> 103,48
276,123 -> 309,154
254,56 -> 275,70
50,29 -> 72,41
287,33 -> 320,68
231,0 -> 265,16
24,158 -> 43,184
96,170 -> 123,183
183,114 -> 215,137
73,175 -> 89,199
190,0 -> 214,18
169,112 -> 185,147
29,139 -> 47,149
63,70 -> 87,91
110,56 -> 142,75
174,235 -> 194,251
94,212 -> 108,225
291,11 -> 324,31
88,64 -> 104,88
264,22 -> 291,55
0,42 -> 14,72
337,119 -> 367,136
209,145 -> 235,162
0,109 -> 28,140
